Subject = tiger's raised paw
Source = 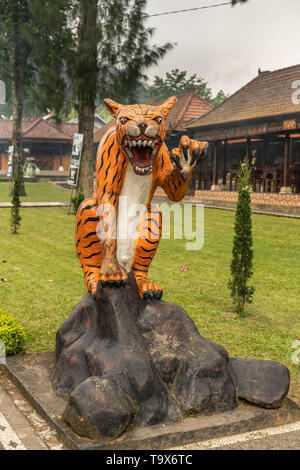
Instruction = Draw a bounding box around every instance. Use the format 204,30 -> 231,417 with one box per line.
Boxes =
171,135 -> 208,181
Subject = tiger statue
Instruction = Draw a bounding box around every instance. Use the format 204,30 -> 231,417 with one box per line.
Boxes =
75,96 -> 207,300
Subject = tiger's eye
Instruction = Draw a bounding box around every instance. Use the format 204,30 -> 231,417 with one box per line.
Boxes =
155,116 -> 163,124
119,117 -> 128,125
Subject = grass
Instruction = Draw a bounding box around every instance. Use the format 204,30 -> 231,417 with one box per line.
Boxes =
0,181 -> 71,203
0,206 -> 299,401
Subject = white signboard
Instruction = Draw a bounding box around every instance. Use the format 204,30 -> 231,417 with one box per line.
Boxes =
7,145 -> 13,179
67,134 -> 84,187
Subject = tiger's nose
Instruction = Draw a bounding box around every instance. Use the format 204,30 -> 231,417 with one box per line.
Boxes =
138,122 -> 147,133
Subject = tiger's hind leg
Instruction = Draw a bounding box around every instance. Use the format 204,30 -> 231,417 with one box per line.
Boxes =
132,205 -> 163,300
75,198 -> 102,298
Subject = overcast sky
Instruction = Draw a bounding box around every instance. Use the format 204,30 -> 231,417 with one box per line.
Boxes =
145,0 -> 300,98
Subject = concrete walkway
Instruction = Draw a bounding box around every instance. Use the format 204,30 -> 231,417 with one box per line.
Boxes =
0,202 -> 68,208
0,369 -> 64,450
153,195 -> 300,219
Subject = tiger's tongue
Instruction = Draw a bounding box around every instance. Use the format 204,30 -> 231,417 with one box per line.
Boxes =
132,147 -> 152,168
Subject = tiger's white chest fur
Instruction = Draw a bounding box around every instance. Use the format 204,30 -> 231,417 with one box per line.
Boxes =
117,164 -> 153,272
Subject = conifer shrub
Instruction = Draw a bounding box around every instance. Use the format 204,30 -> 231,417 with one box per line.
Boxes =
228,158 -> 255,316
71,191 -> 85,214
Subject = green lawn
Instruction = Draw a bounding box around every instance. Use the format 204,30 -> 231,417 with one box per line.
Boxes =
0,181 -> 71,202
0,206 -> 299,401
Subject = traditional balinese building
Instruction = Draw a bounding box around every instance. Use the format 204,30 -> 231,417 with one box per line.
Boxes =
93,91 -> 213,153
0,116 -> 78,174
180,65 -> 300,194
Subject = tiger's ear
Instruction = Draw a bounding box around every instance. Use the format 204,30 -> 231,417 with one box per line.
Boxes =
159,96 -> 178,119
104,98 -> 122,118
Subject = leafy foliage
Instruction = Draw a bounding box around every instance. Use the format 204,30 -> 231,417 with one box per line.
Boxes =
147,69 -> 228,105
228,159 -> 254,316
30,0 -> 174,115
0,310 -> 26,355
71,191 -> 85,214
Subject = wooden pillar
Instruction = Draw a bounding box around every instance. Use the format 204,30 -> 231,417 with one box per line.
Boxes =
280,134 -> 292,193
263,137 -> 269,166
246,137 -> 251,162
211,142 -> 220,191
222,140 -> 227,187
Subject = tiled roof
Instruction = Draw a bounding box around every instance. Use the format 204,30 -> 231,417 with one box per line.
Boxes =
184,64 -> 300,130
0,118 -> 79,141
93,92 -> 213,143
162,91 -> 213,131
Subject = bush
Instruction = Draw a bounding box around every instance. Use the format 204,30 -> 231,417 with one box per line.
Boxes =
0,310 -> 26,355
228,158 -> 255,316
71,191 -> 85,215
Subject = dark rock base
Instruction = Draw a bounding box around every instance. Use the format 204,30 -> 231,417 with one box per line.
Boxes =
52,274 -> 290,441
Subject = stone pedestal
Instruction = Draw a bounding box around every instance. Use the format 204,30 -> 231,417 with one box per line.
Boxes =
51,274 -> 291,442
210,184 -> 221,191
280,186 -> 292,194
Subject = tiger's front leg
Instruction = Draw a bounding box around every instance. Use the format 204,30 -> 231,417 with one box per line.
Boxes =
97,202 -> 128,288
132,205 -> 163,300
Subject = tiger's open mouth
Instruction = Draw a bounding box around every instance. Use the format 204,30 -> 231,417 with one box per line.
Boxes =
122,136 -> 161,175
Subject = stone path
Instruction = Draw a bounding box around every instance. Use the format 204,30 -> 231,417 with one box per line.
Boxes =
153,195 -> 300,218
0,202 -> 68,208
0,369 -> 65,450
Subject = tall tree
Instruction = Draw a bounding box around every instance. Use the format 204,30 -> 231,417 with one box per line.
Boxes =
0,0 -> 32,196
147,69 -> 228,106
30,0 -> 174,199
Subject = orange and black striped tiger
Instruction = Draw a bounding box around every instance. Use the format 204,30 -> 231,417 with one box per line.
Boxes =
75,96 -> 207,300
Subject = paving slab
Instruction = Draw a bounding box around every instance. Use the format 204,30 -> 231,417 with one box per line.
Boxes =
2,352 -> 300,450
0,386 -> 46,450
0,202 -> 68,208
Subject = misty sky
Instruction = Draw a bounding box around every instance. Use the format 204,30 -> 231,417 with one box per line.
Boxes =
145,0 -> 300,97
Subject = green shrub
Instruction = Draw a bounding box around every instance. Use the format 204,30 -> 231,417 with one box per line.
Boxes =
0,310 -> 26,355
71,191 -> 85,215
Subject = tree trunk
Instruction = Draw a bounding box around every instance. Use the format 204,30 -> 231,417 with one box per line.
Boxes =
9,1 -> 28,197
76,0 -> 98,199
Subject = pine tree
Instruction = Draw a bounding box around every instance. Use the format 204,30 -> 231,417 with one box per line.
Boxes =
11,175 -> 22,234
30,0 -> 174,199
0,0 -> 33,196
228,158 -> 254,316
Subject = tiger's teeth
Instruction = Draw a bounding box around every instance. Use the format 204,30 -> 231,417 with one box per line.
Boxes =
137,140 -> 143,147
148,140 -> 153,147
132,140 -> 137,147
128,140 -> 132,148
124,139 -> 128,146
151,141 -> 156,149
143,140 -> 148,147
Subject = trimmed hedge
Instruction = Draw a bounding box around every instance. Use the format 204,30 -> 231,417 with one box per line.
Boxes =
0,310 -> 26,355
